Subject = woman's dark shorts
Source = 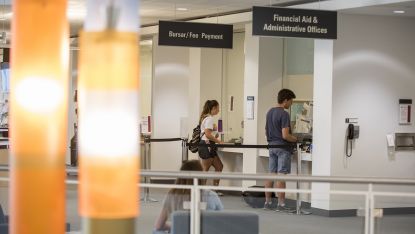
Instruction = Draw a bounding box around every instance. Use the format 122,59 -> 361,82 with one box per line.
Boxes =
198,140 -> 218,159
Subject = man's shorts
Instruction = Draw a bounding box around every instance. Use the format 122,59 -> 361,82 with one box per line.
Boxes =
269,148 -> 292,174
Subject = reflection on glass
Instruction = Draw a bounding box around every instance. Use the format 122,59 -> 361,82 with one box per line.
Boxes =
221,32 -> 245,143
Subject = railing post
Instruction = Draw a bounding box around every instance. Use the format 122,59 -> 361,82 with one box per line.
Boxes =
364,185 -> 370,234
296,143 -> 301,215
369,183 -> 375,234
141,135 -> 157,202
191,178 -> 201,234
295,143 -> 311,215
190,185 -> 195,234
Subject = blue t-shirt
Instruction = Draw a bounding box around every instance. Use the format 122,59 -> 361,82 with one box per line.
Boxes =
265,107 -> 291,145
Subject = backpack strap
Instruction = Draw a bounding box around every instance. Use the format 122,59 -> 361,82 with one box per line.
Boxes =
200,131 -> 205,139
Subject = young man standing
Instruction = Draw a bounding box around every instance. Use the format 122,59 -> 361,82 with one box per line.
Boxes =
264,89 -> 297,212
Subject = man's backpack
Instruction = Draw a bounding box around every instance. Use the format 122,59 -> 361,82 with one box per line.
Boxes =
189,125 -> 202,153
242,186 -> 277,208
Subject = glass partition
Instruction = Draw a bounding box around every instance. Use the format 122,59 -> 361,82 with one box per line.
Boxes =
220,32 -> 245,143
283,38 -> 314,134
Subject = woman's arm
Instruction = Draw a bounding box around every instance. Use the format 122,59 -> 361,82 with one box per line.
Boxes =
154,208 -> 170,231
204,128 -> 223,144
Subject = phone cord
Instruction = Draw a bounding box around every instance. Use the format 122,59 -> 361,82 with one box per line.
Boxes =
346,139 -> 353,157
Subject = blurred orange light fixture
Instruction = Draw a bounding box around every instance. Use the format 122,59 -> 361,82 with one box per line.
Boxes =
78,31 -> 140,218
10,0 -> 69,233
78,1 -> 140,232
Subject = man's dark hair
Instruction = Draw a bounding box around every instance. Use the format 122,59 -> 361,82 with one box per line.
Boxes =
277,89 -> 296,104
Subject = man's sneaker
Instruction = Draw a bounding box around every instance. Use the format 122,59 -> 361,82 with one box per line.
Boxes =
276,205 -> 296,213
263,202 -> 277,210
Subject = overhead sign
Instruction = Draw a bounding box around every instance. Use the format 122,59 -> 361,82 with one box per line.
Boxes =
158,21 -> 233,49
252,6 -> 337,39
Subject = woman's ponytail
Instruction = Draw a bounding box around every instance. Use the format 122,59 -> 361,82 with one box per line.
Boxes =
199,100 -> 219,124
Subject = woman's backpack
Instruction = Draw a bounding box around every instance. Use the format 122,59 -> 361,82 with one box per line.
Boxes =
189,125 -> 201,153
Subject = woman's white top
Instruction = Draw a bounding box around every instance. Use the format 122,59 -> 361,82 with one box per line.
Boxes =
200,115 -> 217,141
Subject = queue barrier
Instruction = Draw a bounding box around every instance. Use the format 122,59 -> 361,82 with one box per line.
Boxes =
141,136 -> 189,202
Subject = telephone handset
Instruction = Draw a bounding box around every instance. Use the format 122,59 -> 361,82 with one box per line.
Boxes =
347,124 -> 355,140
346,124 -> 359,157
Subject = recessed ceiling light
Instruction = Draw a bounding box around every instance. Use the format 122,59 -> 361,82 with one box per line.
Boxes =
393,10 -> 405,14
176,7 -> 188,11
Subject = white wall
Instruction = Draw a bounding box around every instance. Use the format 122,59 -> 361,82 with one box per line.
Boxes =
311,40 -> 334,210
242,24 -> 260,187
151,37 -> 190,171
329,14 -> 415,209
200,48 -> 223,117
187,48 -> 202,160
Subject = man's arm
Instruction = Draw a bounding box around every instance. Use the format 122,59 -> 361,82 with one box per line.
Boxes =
282,127 -> 297,142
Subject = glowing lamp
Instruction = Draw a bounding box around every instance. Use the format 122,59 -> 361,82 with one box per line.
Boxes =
10,0 -> 69,233
78,31 -> 139,218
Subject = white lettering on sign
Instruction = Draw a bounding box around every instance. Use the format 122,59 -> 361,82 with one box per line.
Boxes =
187,32 -> 199,38
168,31 -> 224,40
263,24 -> 306,33
201,33 -> 223,40
307,26 -> 328,34
262,24 -> 328,34
273,14 -> 300,22
169,31 -> 186,38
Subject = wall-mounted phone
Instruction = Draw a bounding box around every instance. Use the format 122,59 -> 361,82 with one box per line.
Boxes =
346,124 -> 359,157
347,124 -> 359,139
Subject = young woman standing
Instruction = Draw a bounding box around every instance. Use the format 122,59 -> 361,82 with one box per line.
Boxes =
198,100 -> 224,191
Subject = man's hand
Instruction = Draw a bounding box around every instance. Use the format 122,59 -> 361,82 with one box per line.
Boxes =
282,127 -> 297,143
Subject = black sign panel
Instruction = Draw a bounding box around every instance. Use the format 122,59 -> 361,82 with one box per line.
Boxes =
158,21 -> 233,49
253,6 -> 337,39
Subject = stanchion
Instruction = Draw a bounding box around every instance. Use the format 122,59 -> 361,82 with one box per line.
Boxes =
182,138 -> 189,162
141,135 -> 157,203
296,142 -> 311,215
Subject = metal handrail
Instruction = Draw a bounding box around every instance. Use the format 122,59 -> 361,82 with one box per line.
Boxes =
1,165 -> 415,186
2,165 -> 415,234
137,170 -> 415,185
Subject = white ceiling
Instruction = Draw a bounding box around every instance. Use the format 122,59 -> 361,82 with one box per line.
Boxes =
139,0 -> 303,26
341,1 -> 415,17
67,0 -> 315,35
0,0 -> 414,39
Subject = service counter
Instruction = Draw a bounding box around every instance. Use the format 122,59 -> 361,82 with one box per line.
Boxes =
217,150 -> 243,187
